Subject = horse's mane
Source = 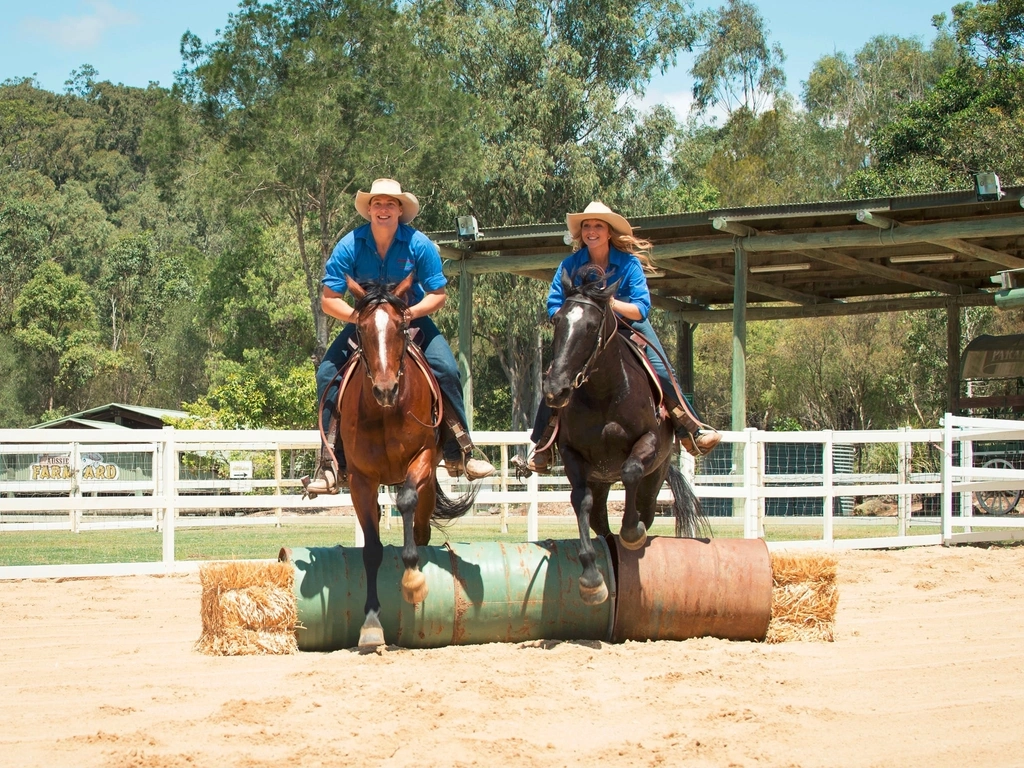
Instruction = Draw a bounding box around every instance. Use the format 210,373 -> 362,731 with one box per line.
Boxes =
352,280 -> 409,314
568,264 -> 618,303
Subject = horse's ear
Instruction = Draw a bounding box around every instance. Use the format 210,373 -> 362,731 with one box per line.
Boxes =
560,268 -> 573,295
346,276 -> 366,301
395,272 -> 415,301
604,278 -> 623,299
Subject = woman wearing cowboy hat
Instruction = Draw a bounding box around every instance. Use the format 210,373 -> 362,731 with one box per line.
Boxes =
525,201 -> 720,473
305,178 -> 495,494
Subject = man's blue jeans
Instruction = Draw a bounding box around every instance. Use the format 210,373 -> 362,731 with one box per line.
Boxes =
316,316 -> 469,460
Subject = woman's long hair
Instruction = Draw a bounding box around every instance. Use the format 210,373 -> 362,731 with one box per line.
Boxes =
570,226 -> 655,272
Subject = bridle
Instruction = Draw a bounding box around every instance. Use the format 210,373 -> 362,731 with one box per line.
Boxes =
353,302 -> 410,386
563,293 -> 617,390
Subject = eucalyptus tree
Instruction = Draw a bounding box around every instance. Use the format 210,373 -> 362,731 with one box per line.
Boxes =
174,0 -> 482,359
413,0 -> 698,429
689,0 -> 786,118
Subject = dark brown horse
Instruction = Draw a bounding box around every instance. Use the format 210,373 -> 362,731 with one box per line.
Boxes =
340,274 -> 476,647
543,267 -> 707,605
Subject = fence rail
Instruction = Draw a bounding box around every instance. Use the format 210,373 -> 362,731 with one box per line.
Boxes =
3,415 -> 1024,579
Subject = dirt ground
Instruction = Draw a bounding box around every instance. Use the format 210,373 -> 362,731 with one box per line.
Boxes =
2,544 -> 1024,768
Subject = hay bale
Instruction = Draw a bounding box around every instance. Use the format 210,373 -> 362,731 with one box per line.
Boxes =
766,552 -> 838,644
196,561 -> 299,656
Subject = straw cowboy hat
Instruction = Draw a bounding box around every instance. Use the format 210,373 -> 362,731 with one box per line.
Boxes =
355,178 -> 420,224
566,201 -> 633,239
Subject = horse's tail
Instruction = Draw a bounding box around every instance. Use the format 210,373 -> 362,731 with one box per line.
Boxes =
431,477 -> 480,524
668,463 -> 710,538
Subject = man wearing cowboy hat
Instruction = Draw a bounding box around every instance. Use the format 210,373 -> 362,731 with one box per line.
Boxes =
304,178 -> 495,494
524,200 -> 720,473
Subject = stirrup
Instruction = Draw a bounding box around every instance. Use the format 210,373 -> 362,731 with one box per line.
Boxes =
678,426 -> 721,457
526,447 -> 552,474
444,455 -> 495,480
301,465 -> 340,497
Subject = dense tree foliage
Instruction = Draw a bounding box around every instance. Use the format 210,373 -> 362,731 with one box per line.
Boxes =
3,0 -> 1024,433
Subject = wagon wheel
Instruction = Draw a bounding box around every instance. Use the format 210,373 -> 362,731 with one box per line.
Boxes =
975,458 -> 1022,515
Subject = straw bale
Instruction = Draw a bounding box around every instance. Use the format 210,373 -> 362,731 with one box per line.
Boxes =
766,552 -> 838,644
196,561 -> 299,655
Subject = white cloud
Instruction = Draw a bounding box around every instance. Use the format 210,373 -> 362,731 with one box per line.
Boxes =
20,1 -> 138,51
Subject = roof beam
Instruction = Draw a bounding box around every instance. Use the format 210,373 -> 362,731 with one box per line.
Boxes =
797,247 -> 971,294
658,257 -> 831,305
653,213 -> 1024,258
924,238 -> 1024,269
712,217 -> 758,237
856,210 -> 895,229
854,208 -> 1024,269
676,291 -> 996,324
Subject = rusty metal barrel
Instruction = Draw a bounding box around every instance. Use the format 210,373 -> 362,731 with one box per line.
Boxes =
611,536 -> 773,642
279,539 -> 615,651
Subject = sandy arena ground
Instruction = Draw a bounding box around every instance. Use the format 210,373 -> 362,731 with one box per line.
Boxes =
2,544 -> 1024,768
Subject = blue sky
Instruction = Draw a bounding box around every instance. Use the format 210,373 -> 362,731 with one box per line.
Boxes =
2,0 -> 954,112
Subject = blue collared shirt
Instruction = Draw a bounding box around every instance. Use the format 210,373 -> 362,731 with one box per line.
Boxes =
546,246 -> 652,321
322,222 -> 446,305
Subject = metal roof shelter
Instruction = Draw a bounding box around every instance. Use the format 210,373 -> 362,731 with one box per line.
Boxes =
428,187 -> 1024,431
32,403 -> 189,430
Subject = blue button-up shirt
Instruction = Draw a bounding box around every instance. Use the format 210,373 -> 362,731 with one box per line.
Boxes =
547,246 -> 652,321
322,222 -> 446,305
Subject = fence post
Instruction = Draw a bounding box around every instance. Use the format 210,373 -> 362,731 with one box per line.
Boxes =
499,442 -> 509,534
745,429 -> 760,540
527,460 -> 539,542
161,427 -> 177,568
897,428 -> 909,537
823,431 -> 834,544
69,441 -> 81,534
274,447 -> 283,527
941,415 -> 954,544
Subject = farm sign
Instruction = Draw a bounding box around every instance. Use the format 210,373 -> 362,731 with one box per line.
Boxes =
30,454 -> 120,481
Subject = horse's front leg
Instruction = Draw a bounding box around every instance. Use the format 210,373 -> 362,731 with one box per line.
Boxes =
395,477 -> 427,605
619,431 -> 660,551
562,445 -> 608,605
349,473 -> 385,648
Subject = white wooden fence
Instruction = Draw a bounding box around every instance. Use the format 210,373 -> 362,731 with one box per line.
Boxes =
2,414 -> 1024,579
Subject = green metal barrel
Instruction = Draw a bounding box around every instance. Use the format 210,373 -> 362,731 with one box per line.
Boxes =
279,539 -> 615,651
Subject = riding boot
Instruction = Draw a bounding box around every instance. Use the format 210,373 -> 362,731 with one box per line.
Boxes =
441,408 -> 495,480
666,395 -> 721,457
302,418 -> 345,496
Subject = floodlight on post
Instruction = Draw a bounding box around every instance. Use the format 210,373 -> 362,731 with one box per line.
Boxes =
974,172 -> 1003,202
457,215 -> 480,241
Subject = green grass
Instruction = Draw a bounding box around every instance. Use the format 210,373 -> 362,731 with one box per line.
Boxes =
0,515 -> 949,567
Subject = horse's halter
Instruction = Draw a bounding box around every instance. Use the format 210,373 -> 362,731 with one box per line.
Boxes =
563,294 -> 617,390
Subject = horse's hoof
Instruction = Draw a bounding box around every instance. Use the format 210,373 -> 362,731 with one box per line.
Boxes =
579,577 -> 609,605
401,569 -> 428,604
358,612 -> 385,648
619,524 -> 648,551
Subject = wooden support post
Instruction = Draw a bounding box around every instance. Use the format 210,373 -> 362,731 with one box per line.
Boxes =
732,242 -> 748,517
947,300 -> 962,416
674,314 -> 695,400
459,261 -> 474,430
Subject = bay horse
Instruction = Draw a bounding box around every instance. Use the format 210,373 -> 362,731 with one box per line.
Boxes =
543,267 -> 707,605
339,273 -> 477,647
